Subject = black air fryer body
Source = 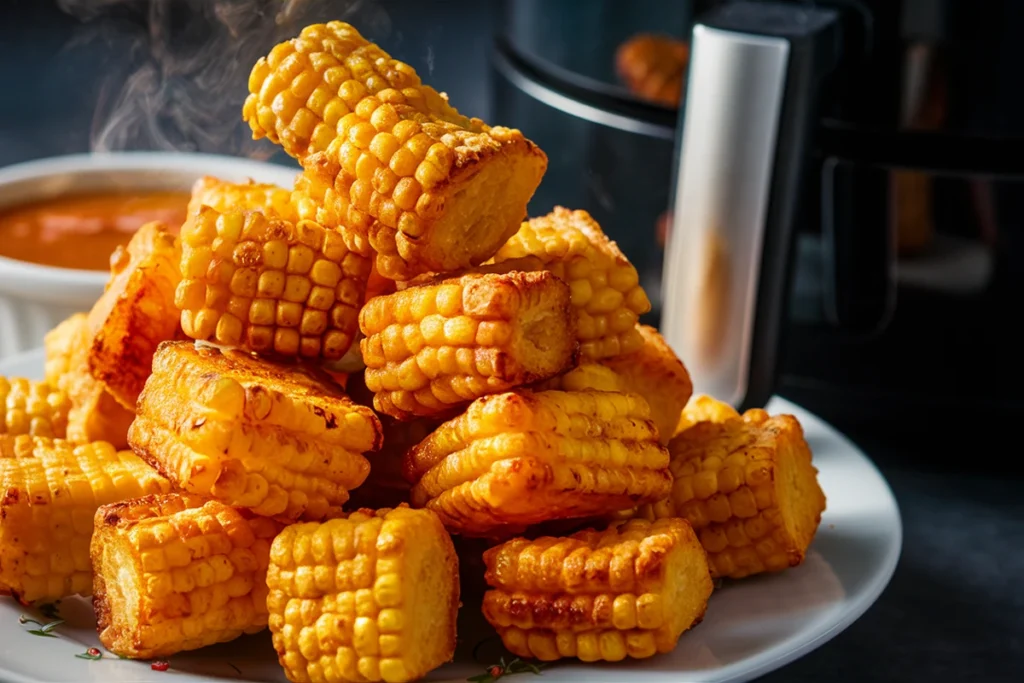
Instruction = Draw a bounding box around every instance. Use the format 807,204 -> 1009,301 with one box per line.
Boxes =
492,0 -> 1024,423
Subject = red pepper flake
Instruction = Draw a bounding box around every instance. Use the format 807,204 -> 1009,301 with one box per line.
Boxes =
490,665 -> 503,678
151,661 -> 170,672
87,648 -> 101,657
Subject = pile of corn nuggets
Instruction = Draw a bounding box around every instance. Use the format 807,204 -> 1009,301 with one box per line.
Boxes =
0,20 -> 826,683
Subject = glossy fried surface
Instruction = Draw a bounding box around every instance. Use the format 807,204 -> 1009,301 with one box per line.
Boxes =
404,389 -> 671,537
482,518 -> 713,662
93,493 -> 281,659
87,221 -> 182,410
360,271 -> 577,420
267,505 -> 459,683
130,341 -> 381,521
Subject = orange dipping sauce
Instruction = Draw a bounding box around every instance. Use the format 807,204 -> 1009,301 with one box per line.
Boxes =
0,191 -> 189,271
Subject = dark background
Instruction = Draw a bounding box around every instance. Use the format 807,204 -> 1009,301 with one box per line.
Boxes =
0,1 -> 1021,681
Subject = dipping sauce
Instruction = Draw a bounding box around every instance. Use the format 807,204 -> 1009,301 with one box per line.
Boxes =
0,191 -> 189,271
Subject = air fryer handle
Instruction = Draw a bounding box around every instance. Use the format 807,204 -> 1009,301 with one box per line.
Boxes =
660,1 -> 842,410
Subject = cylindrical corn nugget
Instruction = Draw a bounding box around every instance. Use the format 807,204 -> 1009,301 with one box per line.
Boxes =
267,505 -> 459,683
0,377 -> 70,438
0,435 -> 171,603
188,175 -> 297,222
360,271 -> 578,420
600,325 -> 693,444
489,207 -> 651,359
639,397 -> 826,579
93,493 -> 283,659
130,342 -> 381,521
87,221 -> 182,410
176,207 -> 371,360
403,389 -> 672,537
482,518 -> 713,662
244,21 -> 548,281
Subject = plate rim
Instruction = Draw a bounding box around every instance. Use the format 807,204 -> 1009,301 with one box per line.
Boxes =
0,347 -> 902,683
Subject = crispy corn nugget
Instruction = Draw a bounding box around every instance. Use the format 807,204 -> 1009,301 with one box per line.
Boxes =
0,435 -> 171,603
187,175 -> 297,222
87,221 -> 182,409
482,518 -> 712,662
93,493 -> 282,659
0,377 -> 70,438
600,325 -> 693,444
403,390 -> 672,536
244,22 -> 547,280
640,398 -> 826,579
129,341 -> 382,521
489,207 -> 651,359
175,207 -> 371,360
360,271 -> 577,420
267,505 -> 459,683
44,313 -> 134,447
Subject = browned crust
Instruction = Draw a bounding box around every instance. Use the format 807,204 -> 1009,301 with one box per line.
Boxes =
86,221 -> 182,410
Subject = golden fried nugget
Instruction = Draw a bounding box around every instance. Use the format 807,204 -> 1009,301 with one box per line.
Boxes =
129,341 -> 381,521
246,22 -> 547,281
93,493 -> 281,659
175,207 -> 371,361
403,389 -> 672,537
642,397 -> 826,578
360,271 -> 578,420
482,518 -> 713,662
267,506 -> 459,683
87,221 -> 182,409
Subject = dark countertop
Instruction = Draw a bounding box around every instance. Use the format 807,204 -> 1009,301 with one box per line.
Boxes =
1,2 -> 1021,681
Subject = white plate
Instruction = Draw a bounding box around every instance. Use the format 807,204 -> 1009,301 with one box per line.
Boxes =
0,348 -> 901,683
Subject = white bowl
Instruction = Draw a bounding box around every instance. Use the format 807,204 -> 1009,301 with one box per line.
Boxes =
0,152 -> 299,359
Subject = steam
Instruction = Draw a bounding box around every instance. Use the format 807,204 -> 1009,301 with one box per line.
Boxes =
56,0 -> 391,157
